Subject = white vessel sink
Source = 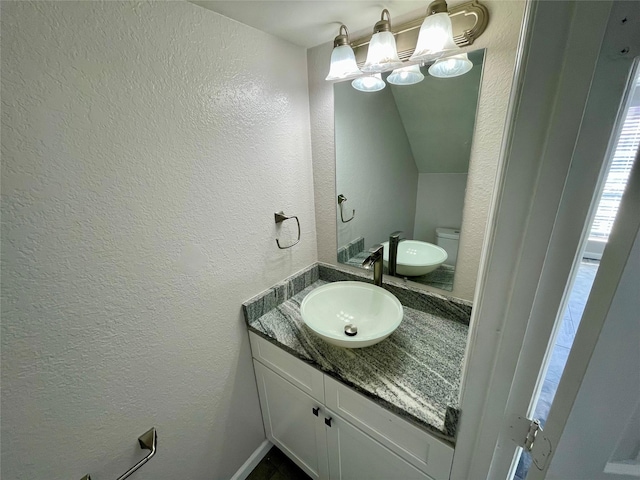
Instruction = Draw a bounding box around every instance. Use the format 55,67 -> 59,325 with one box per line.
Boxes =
381,240 -> 448,276
300,281 -> 403,348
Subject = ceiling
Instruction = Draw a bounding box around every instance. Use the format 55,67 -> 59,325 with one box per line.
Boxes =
189,1 -> 429,48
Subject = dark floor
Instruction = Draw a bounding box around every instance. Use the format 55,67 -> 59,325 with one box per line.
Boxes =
247,446 -> 312,480
514,260 -> 599,480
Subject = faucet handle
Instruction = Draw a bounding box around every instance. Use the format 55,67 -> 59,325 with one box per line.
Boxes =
390,231 -> 403,240
368,244 -> 384,256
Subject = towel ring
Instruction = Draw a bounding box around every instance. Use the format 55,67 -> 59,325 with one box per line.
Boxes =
338,194 -> 355,223
275,211 -> 301,249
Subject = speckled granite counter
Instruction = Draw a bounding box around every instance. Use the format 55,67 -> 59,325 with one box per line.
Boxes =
242,263 -> 471,444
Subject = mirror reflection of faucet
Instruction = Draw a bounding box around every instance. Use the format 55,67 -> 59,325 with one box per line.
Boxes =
337,194 -> 355,223
388,231 -> 404,277
361,244 -> 384,286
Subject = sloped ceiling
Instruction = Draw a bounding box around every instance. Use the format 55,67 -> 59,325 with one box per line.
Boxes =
389,49 -> 484,174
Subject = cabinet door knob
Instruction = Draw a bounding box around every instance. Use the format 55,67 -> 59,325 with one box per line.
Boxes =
312,407 -> 319,416
325,417 -> 332,427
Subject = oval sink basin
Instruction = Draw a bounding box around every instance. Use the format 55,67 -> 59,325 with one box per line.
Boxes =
381,240 -> 448,276
300,281 -> 403,348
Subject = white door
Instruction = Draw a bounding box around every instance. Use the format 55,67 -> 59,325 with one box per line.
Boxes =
450,1 -> 640,479
496,1 -> 640,477
253,361 -> 329,479
537,182 -> 640,479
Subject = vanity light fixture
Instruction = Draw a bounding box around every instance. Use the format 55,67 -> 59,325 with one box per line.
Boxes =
387,64 -> 425,86
352,74 -> 385,92
361,9 -> 403,73
410,0 -> 458,62
428,52 -> 473,78
327,0 -> 488,89
326,25 -> 362,81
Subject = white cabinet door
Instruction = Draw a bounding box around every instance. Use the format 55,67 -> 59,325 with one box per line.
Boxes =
325,412 -> 434,480
254,360 -> 329,480
325,376 -> 453,480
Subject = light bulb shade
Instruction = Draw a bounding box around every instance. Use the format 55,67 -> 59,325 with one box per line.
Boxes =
410,12 -> 458,62
428,53 -> 473,78
387,64 -> 425,85
326,45 -> 362,80
352,74 -> 385,92
362,31 -> 403,73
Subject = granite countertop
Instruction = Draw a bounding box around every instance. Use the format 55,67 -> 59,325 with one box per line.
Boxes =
242,263 -> 471,444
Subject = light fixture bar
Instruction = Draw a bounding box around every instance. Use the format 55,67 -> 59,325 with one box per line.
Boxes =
350,0 -> 488,65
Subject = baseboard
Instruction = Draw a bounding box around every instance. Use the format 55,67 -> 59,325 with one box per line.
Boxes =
230,439 -> 273,480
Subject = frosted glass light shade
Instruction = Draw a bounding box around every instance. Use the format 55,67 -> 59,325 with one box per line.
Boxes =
387,64 -> 425,85
410,12 -> 458,62
428,53 -> 473,78
326,45 -> 362,81
352,74 -> 385,92
362,31 -> 403,73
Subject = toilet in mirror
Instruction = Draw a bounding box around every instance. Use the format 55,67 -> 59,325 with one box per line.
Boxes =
335,49 -> 484,291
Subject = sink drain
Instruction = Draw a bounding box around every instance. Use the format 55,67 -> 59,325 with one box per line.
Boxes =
344,324 -> 358,336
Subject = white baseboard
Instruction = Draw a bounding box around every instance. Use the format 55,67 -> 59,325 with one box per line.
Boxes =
230,439 -> 273,480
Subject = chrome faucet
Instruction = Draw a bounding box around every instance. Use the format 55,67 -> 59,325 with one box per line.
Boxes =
361,244 -> 384,287
388,231 -> 404,277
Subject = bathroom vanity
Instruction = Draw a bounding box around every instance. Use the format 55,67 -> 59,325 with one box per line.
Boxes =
243,264 -> 471,480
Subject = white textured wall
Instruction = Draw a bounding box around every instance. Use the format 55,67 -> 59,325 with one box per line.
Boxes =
414,173 -> 467,245
334,81 -> 418,250
1,2 -> 317,479
308,0 -> 526,301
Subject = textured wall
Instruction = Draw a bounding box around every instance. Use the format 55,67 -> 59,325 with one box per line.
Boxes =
334,81 -> 418,250
308,0 -> 526,301
1,2 -> 317,479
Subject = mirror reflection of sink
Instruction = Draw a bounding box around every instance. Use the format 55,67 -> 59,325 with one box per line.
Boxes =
300,281 -> 403,348
381,240 -> 448,276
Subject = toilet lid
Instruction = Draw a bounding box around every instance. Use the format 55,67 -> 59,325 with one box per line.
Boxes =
436,227 -> 460,240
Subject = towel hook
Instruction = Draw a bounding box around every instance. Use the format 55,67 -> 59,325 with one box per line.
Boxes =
275,211 -> 301,249
338,194 -> 355,223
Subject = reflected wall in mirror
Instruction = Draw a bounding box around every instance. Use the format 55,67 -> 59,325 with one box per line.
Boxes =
335,49 -> 485,291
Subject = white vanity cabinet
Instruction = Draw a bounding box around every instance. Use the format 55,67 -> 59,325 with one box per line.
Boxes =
254,361 -> 329,479
249,333 -> 454,480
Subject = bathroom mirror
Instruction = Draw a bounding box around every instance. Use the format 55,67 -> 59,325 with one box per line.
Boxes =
335,49 -> 485,291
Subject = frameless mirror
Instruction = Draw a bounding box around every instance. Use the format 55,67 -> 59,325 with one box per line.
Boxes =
335,49 -> 485,291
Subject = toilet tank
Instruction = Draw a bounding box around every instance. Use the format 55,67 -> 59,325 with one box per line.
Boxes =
436,228 -> 460,267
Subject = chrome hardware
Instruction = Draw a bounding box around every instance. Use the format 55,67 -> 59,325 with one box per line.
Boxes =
344,324 -> 358,336
80,427 -> 157,480
362,244 -> 384,287
275,211 -> 301,249
349,0 -> 490,61
337,194 -> 355,223
312,407 -> 319,416
325,417 -> 332,427
388,231 -> 404,277
524,418 -> 541,451
509,415 -> 553,470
